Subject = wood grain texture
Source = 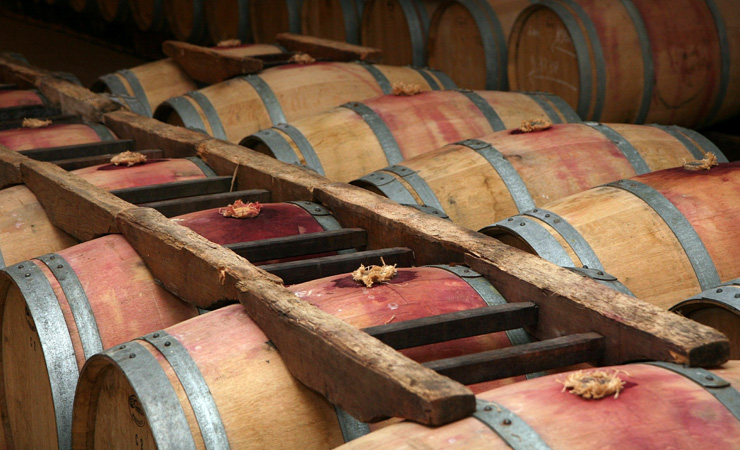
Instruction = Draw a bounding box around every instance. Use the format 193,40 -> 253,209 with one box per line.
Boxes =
0,145 -> 24,187
36,75 -> 120,123
162,41 -> 264,84
276,32 -> 382,63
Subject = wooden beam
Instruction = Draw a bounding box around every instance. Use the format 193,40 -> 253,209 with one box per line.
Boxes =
116,207 -> 475,425
162,41 -> 263,84
36,74 -> 121,123
225,228 -> 367,262
111,176 -> 233,204
20,158 -> 133,240
276,33 -> 382,63
19,139 -> 135,162
0,145 -> 25,187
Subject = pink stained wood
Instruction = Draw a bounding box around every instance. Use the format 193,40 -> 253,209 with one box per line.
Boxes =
0,90 -> 45,108
0,123 -> 115,151
72,158 -> 207,190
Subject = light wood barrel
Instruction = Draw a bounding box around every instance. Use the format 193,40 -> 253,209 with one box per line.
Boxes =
338,361 -> 740,449
163,0 -> 207,43
672,278 -> 740,358
301,0 -> 365,44
242,89 -> 580,183
156,61 -> 456,143
128,0 -> 167,32
96,0 -> 128,22
507,0 -> 740,128
0,158 -> 209,268
0,123 -> 117,151
353,123 -> 728,230
204,0 -> 251,43
0,89 -> 48,108
480,162 -> 740,310
70,266 -> 538,449
426,0 -> 529,90
92,43 -> 283,117
249,0 -> 303,43
0,234 -> 198,450
361,0 -> 443,66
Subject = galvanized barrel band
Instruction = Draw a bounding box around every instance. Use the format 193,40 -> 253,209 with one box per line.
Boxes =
646,362 -> 740,422
87,122 -> 117,142
110,93 -> 151,117
99,73 -> 130,97
241,75 -> 288,125
139,331 -> 230,450
287,201 -> 342,232
650,124 -> 711,161
36,253 -> 103,360
522,91 -> 581,123
522,208 -> 602,271
617,0 -> 653,124
456,89 -> 506,131
355,62 -> 392,95
403,204 -> 450,220
565,267 -> 635,297
287,0 -> 302,32
398,0 -> 428,67
457,139 -> 536,213
4,262 -> 78,450
107,342 -> 197,450
248,129 -> 302,166
186,157 -> 218,177
427,264 -> 537,350
532,0 -> 602,120
671,281 -> 740,314
163,96 -> 209,135
355,171 -> 419,206
487,216 -> 574,267
410,66 -> 440,90
583,122 -> 650,175
664,125 -> 728,163
118,69 -> 153,117
456,0 -> 507,89
702,0 -> 730,126
606,179 -> 721,290
473,399 -> 552,450
521,92 -> 564,124
235,0 -> 251,41
0,248 -> 4,268
273,123 -> 325,175
383,165 -> 446,214
339,0 -> 362,44
186,91 -> 228,141
423,68 -> 457,90
334,406 -> 370,442
341,101 -> 403,165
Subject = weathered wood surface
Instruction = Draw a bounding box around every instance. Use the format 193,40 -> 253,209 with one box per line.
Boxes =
21,158 -> 133,241
315,181 -> 730,367
276,32 -> 382,63
116,206 -> 475,425
0,144 -> 24,187
162,40 -> 264,84
36,75 -> 120,123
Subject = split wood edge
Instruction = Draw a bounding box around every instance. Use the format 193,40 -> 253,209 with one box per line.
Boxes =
162,41 -> 264,85
276,33 -> 382,63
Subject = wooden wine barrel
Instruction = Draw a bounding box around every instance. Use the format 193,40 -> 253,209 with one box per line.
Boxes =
204,0 -> 251,43
352,123 -> 729,230
69,0 -> 97,14
242,89 -> 580,183
92,43 -> 284,117
507,0 -> 740,128
480,162 -> 740,309
337,361 -> 740,449
0,123 -> 116,151
250,0 -> 303,43
672,278 -> 740,358
128,0 -> 167,32
96,0 -> 128,23
155,61 -> 456,143
0,234 -> 199,450
361,0 -> 443,66
71,266 -> 541,449
301,0 -> 365,44
426,0 -> 530,90
0,158 -> 210,268
0,89 -> 58,121
163,0 -> 208,43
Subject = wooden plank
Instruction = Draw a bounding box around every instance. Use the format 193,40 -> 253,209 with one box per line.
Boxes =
225,228 -> 367,262
53,149 -> 164,171
424,333 -> 605,385
142,188 -> 270,217
116,207 -> 474,426
276,33 -> 382,63
111,176 -> 233,204
315,182 -> 730,367
162,40 -> 264,84
364,303 -> 539,350
259,247 -> 415,285
20,158 -> 134,240
19,139 -> 135,161
0,145 -> 25,187
36,74 -> 121,123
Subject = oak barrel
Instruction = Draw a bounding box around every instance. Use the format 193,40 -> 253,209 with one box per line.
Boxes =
0,89 -> 47,108
426,0 -> 530,89
155,61 -> 456,143
338,362 -> 740,449
507,0 -> 740,128
0,158 -> 209,268
163,0 -> 207,43
249,0 -> 303,43
70,266 -> 537,449
204,0 -> 251,43
353,123 -> 728,230
96,0 -> 128,23
302,0 -> 365,44
480,162 -> 740,309
0,123 -> 116,151
128,0 -> 167,32
92,43 -> 283,117
242,89 -> 580,182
